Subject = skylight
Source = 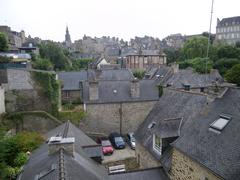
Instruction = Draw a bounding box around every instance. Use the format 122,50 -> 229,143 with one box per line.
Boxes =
210,118 -> 229,131
210,114 -> 232,132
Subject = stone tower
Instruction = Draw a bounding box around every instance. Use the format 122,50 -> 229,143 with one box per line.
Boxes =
65,26 -> 72,48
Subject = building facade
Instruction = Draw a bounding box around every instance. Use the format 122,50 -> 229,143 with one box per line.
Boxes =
216,16 -> 240,45
125,51 -> 167,71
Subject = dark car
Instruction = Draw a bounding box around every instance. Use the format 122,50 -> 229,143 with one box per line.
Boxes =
99,138 -> 114,155
109,132 -> 125,149
126,132 -> 136,150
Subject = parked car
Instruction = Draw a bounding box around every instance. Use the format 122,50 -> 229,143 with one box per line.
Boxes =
99,138 -> 114,155
126,132 -> 136,150
109,132 -> 125,149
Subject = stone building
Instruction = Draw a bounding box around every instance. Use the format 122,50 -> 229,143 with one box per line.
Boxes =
170,88 -> 240,180
135,85 -> 240,180
124,50 -> 167,71
0,25 -> 26,51
58,68 -> 160,135
215,16 -> 240,45
135,89 -> 208,169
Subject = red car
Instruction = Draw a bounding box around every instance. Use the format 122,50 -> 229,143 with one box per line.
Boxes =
101,139 -> 114,155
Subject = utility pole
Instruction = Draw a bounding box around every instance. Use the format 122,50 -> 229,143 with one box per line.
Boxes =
206,0 -> 215,74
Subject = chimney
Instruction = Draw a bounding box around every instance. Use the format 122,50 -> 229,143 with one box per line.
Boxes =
89,81 -> 99,101
48,137 -> 75,156
130,79 -> 140,98
171,63 -> 179,74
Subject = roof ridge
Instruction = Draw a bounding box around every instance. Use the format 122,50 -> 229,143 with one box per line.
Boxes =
59,148 -> 66,180
162,117 -> 183,121
168,88 -> 207,97
62,121 -> 70,138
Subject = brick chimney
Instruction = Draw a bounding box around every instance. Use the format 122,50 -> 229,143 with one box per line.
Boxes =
48,137 -> 75,156
89,81 -> 99,101
130,79 -> 140,98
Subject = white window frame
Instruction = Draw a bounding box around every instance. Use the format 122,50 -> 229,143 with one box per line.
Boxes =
153,134 -> 162,155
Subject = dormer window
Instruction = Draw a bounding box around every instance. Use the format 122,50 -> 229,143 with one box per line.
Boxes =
209,114 -> 232,133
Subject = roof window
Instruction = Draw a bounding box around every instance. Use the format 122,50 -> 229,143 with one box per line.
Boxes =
209,114 -> 232,133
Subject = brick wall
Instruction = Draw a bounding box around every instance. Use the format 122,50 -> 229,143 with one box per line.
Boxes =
80,101 -> 157,135
170,148 -> 222,180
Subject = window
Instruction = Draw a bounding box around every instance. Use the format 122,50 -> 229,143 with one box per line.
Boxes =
209,114 -> 232,133
153,134 -> 162,155
65,91 -> 70,98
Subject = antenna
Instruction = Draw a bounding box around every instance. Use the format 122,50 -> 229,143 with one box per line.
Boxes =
206,0 -> 214,74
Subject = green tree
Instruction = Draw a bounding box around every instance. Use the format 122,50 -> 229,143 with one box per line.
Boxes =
225,64 -> 240,86
33,58 -> 54,71
39,42 -> 71,70
213,58 -> 240,75
164,48 -> 183,64
216,44 -> 240,59
182,36 -> 209,59
71,58 -> 94,70
133,70 -> 145,79
178,58 -> 213,74
0,33 -> 8,52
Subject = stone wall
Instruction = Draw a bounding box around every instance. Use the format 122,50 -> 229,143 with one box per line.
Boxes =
135,142 -> 160,169
80,101 -> 157,135
5,89 -> 52,113
0,87 -> 5,114
170,148 -> 222,180
6,69 -> 33,90
16,112 -> 61,134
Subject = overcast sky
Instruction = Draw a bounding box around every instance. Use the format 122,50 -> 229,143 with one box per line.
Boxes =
0,0 -> 239,42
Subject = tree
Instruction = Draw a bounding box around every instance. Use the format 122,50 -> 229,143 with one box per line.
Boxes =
164,48 -> 183,64
0,33 -> 8,52
178,58 -> 213,74
39,42 -> 71,70
133,70 -> 145,79
71,58 -> 94,70
33,58 -> 54,71
182,36 -> 209,59
225,64 -> 240,86
216,44 -> 240,59
213,58 -> 240,75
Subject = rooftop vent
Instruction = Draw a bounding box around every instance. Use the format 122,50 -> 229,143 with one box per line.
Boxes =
148,122 -> 156,129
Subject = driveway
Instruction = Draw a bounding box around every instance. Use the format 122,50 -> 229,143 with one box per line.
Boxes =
102,144 -> 136,164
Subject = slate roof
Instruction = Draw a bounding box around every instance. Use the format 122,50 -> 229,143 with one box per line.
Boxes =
135,89 -> 207,160
19,121 -> 170,180
109,167 -> 169,180
83,79 -> 159,104
164,68 -> 223,88
58,69 -> 134,90
19,121 -> 107,180
58,71 -> 88,90
217,16 -> 240,27
172,88 -> 240,180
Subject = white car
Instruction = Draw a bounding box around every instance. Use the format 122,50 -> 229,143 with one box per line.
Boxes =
127,133 -> 136,150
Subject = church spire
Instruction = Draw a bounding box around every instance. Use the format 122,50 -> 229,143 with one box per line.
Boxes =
65,26 -> 71,45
